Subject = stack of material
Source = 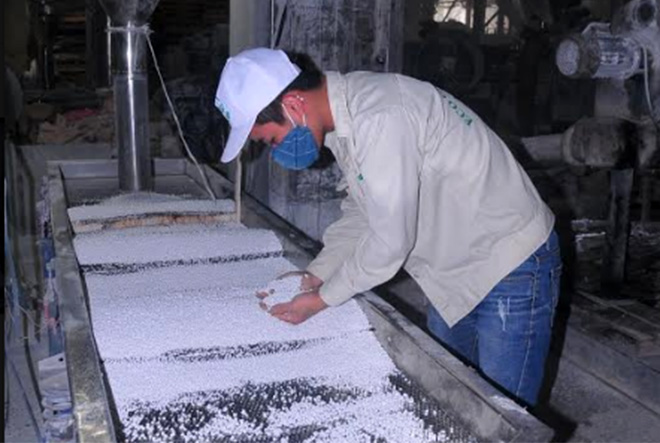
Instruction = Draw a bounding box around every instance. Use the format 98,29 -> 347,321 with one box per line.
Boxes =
68,193 -> 236,234
36,97 -> 115,145
572,219 -> 660,301
71,194 -> 475,442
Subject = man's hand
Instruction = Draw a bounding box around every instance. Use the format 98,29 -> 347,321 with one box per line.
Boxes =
278,270 -> 323,292
266,291 -> 328,325
256,271 -> 323,299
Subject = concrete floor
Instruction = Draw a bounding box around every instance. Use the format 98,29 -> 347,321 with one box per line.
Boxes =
547,357 -> 660,442
377,272 -> 660,442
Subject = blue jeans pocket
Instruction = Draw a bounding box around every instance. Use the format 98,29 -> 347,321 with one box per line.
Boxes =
491,272 -> 536,323
493,258 -> 536,302
497,273 -> 534,292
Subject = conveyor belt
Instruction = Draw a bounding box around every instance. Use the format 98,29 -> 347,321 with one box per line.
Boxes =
72,194 -> 478,442
50,159 -> 554,442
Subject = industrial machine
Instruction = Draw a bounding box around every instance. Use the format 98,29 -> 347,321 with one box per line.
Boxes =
555,0 -> 659,297
46,158 -> 554,441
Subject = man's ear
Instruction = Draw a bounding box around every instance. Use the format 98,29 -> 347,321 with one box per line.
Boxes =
281,92 -> 305,115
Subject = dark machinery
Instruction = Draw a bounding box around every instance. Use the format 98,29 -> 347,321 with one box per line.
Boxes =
555,0 -> 660,298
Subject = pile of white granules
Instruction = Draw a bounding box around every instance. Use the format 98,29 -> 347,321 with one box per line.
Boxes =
71,193 -> 476,442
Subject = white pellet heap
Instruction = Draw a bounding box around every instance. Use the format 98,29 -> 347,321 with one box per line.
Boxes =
70,194 -> 476,442
259,275 -> 309,310
68,192 -> 236,223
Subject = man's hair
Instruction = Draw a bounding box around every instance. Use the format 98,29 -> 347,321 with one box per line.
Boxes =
255,51 -> 323,125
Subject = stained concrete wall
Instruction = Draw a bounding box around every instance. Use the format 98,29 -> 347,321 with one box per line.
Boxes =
227,0 -> 272,206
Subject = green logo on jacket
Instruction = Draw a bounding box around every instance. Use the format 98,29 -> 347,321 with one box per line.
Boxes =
440,93 -> 473,127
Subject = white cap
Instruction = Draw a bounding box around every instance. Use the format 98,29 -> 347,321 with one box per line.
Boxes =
215,48 -> 301,163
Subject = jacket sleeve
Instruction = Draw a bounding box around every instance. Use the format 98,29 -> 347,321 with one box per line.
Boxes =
306,190 -> 369,283
319,108 -> 422,306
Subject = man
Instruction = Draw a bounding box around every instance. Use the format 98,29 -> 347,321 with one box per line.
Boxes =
214,48 -> 562,406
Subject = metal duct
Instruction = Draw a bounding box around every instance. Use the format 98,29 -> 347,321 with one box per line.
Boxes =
99,0 -> 161,191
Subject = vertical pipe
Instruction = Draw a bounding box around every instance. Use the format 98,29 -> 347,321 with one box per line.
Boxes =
109,24 -> 153,191
86,0 -> 110,88
465,0 -> 473,29
640,175 -> 652,223
107,16 -> 112,86
235,153 -> 242,223
497,10 -> 505,34
473,0 -> 486,40
41,4 -> 55,90
600,168 -> 634,297
229,0 -> 272,205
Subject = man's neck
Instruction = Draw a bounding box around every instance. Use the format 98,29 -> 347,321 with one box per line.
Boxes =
311,76 -> 335,134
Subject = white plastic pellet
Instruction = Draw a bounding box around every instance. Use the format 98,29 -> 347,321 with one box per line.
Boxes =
73,225 -> 282,265
259,274 -> 304,310
67,192 -> 235,222
69,196 -> 462,442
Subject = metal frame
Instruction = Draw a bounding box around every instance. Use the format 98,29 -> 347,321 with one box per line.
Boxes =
49,158 -> 553,442
49,164 -> 117,442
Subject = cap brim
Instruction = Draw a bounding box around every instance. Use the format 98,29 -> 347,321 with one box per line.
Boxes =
220,117 -> 255,163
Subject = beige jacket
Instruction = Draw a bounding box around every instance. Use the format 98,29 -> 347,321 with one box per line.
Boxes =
307,71 -> 554,327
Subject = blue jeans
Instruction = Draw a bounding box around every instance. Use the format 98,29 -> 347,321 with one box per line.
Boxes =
427,231 -> 562,406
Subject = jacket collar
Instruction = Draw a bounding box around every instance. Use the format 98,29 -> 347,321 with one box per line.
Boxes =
323,72 -> 353,168
325,71 -> 351,139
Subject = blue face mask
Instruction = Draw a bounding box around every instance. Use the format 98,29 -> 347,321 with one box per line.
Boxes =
271,106 -> 319,170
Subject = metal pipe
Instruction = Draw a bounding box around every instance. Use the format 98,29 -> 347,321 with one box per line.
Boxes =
472,0 -> 487,39
98,0 -> 161,192
600,168 -> 634,298
235,153 -> 242,223
107,16 -> 112,86
109,25 -> 153,191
